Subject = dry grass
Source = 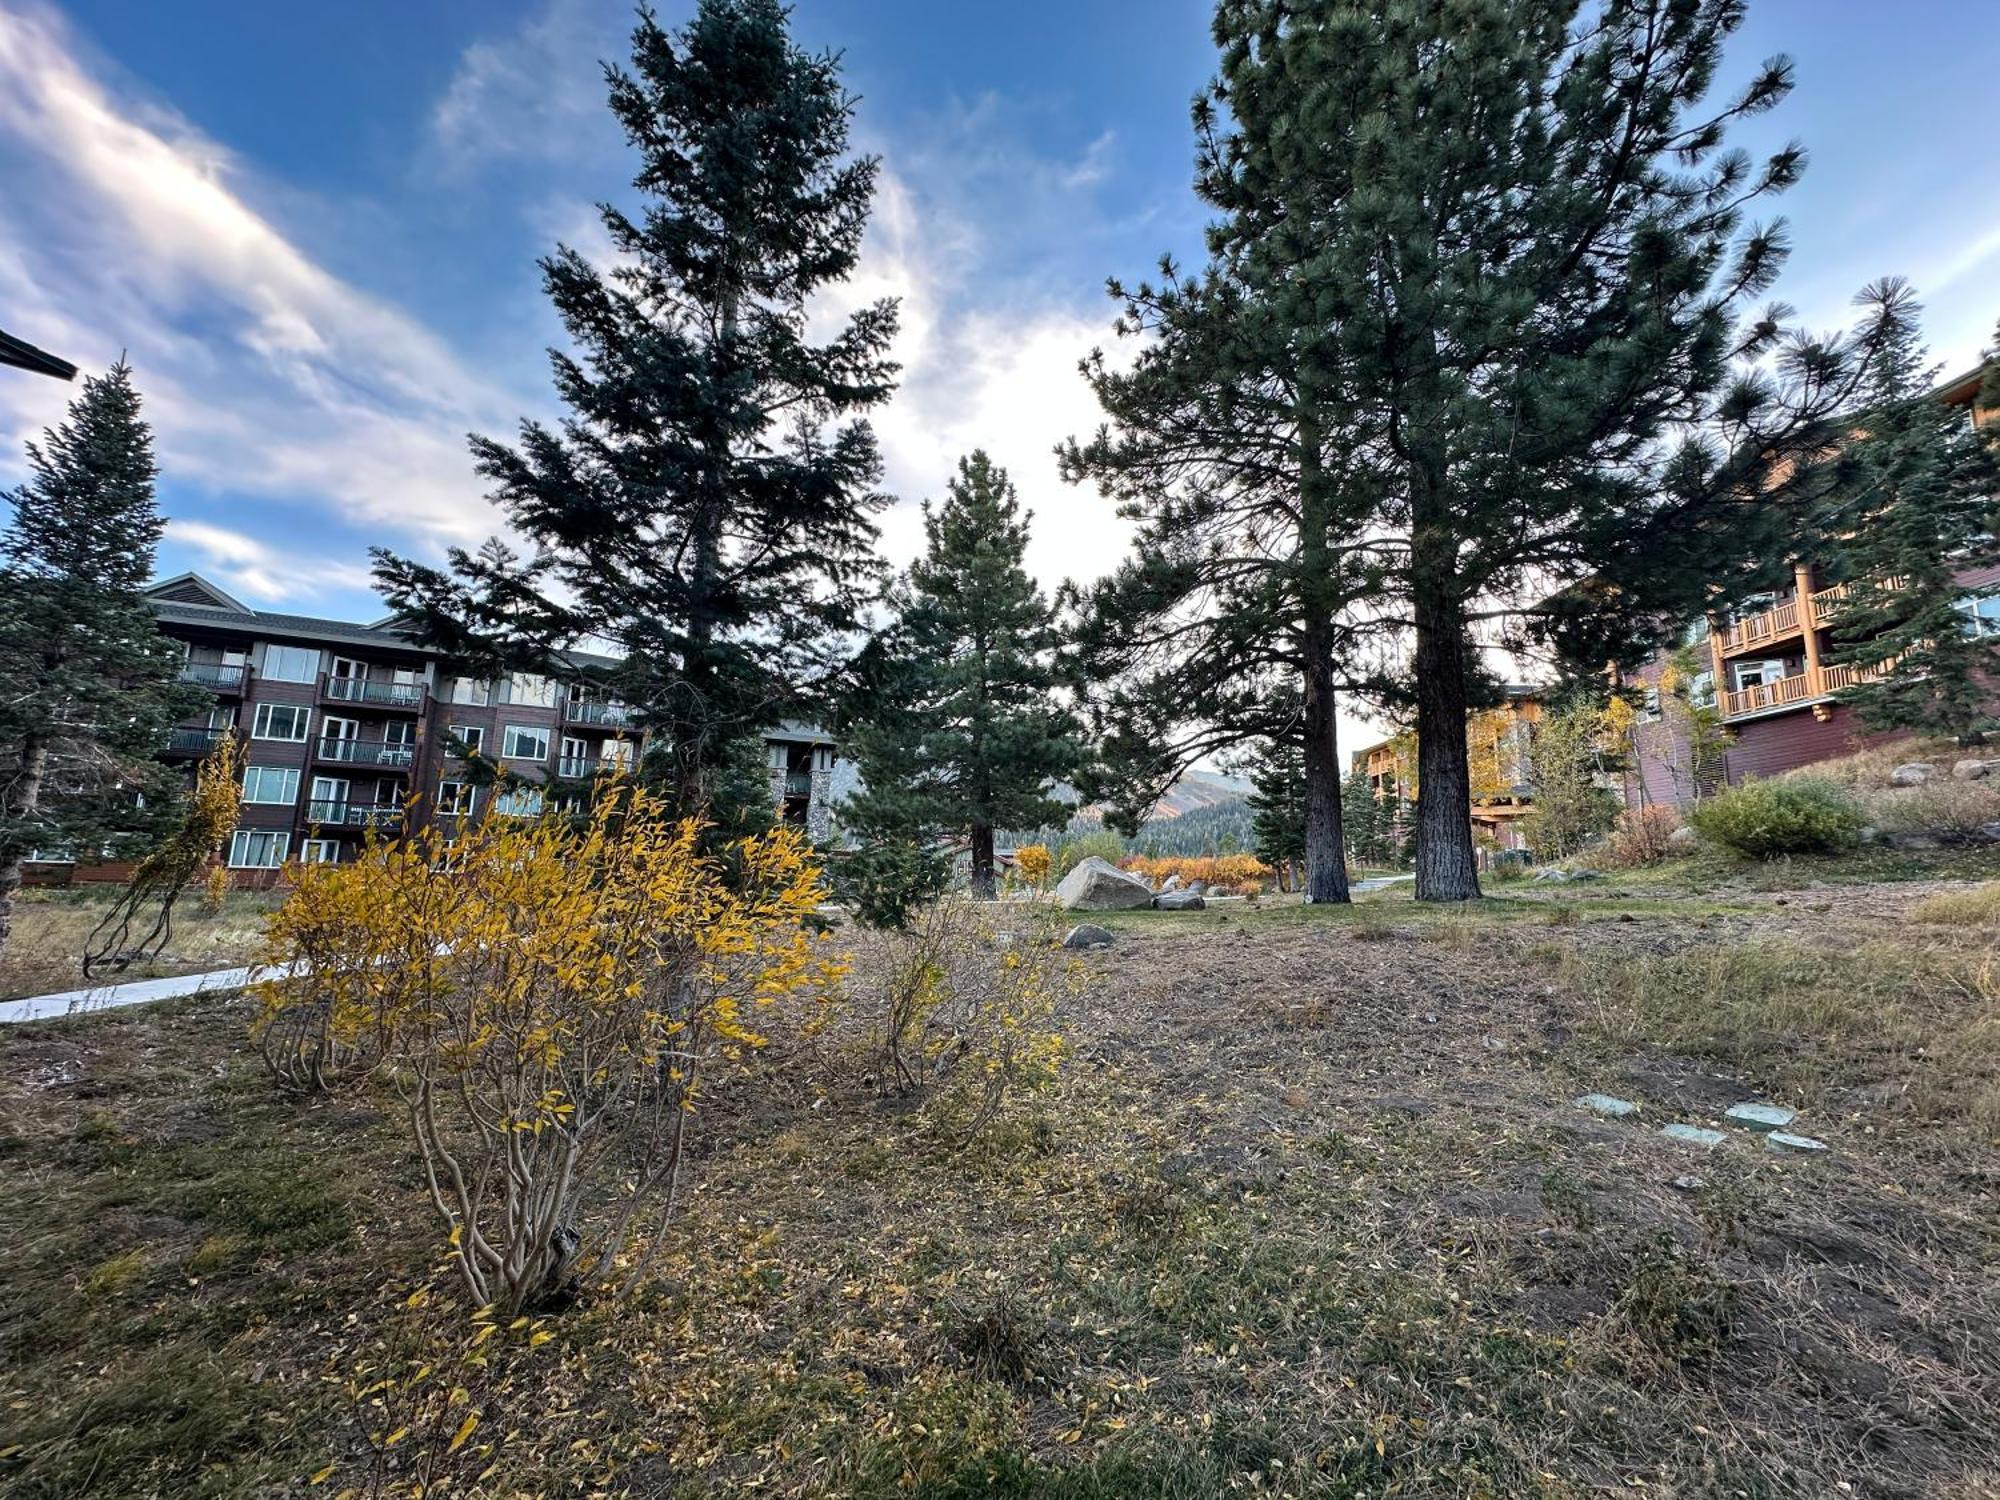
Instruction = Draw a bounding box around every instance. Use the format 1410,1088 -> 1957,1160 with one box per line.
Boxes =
0,888 -> 279,1000
2,883 -> 1998,1496
1912,882 -> 2000,926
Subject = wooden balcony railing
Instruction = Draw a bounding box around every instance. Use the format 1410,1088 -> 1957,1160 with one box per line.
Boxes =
1721,599 -> 1800,653
1720,658 -> 1897,720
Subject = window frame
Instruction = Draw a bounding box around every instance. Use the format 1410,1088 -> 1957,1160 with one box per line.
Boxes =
261,644 -> 321,684
241,765 -> 301,805
228,829 -> 290,869
501,723 -> 551,762
251,702 -> 312,742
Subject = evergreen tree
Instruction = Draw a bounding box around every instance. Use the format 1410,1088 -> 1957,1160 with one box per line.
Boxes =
1823,282 -> 2000,741
843,452 -> 1085,899
1103,0 -> 1887,903
1340,769 -> 1395,870
1245,738 -> 1306,885
0,361 -> 198,951
375,0 -> 896,815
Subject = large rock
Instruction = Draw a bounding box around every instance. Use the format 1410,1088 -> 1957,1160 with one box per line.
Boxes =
1159,874 -> 1184,893
1953,758 -> 2000,781
1153,890 -> 1206,912
1055,856 -> 1156,912
1666,825 -> 1697,848
1062,923 -> 1116,950
1890,762 -> 1936,787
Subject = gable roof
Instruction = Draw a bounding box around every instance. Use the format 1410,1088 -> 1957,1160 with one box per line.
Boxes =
145,572 -> 254,612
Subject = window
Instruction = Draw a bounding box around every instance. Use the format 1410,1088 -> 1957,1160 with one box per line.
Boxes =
1731,660 -> 1787,692
1959,594 -> 2000,637
450,724 -> 485,755
1637,686 -> 1662,724
242,765 -> 301,804
229,830 -> 290,868
493,787 -> 545,818
601,737 -> 635,770
502,724 -> 550,761
1686,671 -> 1717,709
263,645 -> 320,683
448,677 -> 492,706
436,780 -> 476,817
300,839 -> 341,865
507,673 -> 556,708
559,735 -> 590,776
252,703 -> 311,741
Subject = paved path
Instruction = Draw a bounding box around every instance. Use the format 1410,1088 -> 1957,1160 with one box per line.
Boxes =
1352,874 -> 1416,894
0,961 -> 296,1025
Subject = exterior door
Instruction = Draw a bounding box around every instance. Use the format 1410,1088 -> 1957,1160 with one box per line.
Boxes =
310,776 -> 351,824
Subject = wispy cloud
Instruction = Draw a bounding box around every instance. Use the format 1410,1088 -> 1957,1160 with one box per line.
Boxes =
425,0 -> 625,176
165,519 -> 377,604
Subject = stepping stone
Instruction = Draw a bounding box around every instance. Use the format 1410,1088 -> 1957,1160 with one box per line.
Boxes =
1574,1093 -> 1639,1118
1724,1102 -> 1796,1133
1766,1131 -> 1828,1154
1661,1123 -> 1727,1148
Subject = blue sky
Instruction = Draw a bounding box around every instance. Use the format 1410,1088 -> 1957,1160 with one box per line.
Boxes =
2,0 -> 1996,639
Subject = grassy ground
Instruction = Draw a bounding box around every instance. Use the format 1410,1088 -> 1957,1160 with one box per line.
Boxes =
0,888 -> 281,1000
3,861 -> 1999,1497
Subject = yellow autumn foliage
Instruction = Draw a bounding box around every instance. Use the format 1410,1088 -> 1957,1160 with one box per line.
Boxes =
1011,843 -> 1053,889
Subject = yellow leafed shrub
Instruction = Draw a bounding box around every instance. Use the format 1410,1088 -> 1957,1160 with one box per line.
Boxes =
253,782 -> 844,1314
1011,843 -> 1052,889
1120,853 -> 1271,895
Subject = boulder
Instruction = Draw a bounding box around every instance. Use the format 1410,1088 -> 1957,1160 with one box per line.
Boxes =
1185,880 -> 1207,896
1666,825 -> 1697,848
1061,923 -> 1116,950
1890,762 -> 1936,787
1159,874 -> 1184,893
1055,856 -> 1156,912
1153,890 -> 1206,912
1887,831 -> 1940,851
1952,758 -> 2000,781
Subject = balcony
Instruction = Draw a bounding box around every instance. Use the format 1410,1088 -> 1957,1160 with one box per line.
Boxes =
305,800 -> 405,830
164,726 -> 226,757
322,676 -> 426,711
564,699 -> 635,728
315,737 -> 416,769
782,769 -> 813,798
1719,597 -> 1802,655
1719,658 -> 1898,721
180,662 -> 247,692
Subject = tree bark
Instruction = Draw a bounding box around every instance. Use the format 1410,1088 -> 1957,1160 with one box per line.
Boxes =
0,736 -> 50,957
1301,635 -> 1350,904
1412,586 -> 1481,902
969,822 -> 996,900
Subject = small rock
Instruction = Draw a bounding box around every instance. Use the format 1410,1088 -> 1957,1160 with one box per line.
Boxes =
1724,1101 -> 1797,1133
1575,1093 -> 1640,1119
1532,868 -> 1569,883
1666,825 -> 1697,847
1890,762 -> 1935,787
1185,879 -> 1207,896
1661,1123 -> 1727,1148
1152,890 -> 1207,912
1159,874 -> 1184,892
1061,923 -> 1115,950
1766,1131 -> 1829,1154
1670,1174 -> 1707,1192
1887,831 -> 1940,851
1952,759 -> 2000,781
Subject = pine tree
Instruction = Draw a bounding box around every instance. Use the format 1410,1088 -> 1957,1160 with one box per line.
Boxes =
375,0 -> 896,815
1340,769 -> 1395,870
1112,0 -> 1887,903
843,452 -> 1085,899
1823,283 -> 2000,741
0,361 -> 199,951
1245,738 -> 1306,886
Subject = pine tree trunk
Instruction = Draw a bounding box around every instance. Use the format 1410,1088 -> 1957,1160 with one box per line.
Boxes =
970,823 -> 996,900
1302,635 -> 1350,905
1412,588 -> 1481,902
0,736 -> 50,958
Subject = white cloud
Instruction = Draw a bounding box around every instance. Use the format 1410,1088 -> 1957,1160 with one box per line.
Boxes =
0,3 -> 516,549
165,519 -> 378,604
426,0 -> 624,174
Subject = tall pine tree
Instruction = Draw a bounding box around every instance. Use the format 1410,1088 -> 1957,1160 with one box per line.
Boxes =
0,361 -> 198,951
843,452 -> 1084,899
1823,282 -> 2000,741
1245,737 -> 1306,886
1115,0 -> 1886,902
375,0 -> 897,814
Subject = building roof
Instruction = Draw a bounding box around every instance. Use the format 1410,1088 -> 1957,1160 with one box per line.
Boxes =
145,572 -> 432,655
0,327 -> 77,380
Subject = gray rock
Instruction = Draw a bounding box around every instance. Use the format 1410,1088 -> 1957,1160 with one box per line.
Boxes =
1061,923 -> 1116,950
1666,825 -> 1697,847
1766,1131 -> 1828,1154
1185,880 -> 1207,896
1887,831 -> 1940,851
1661,1123 -> 1728,1148
1152,890 -> 1207,912
1531,868 -> 1569,883
1159,874 -> 1184,893
1575,1092 -> 1640,1118
1567,869 -> 1606,882
1952,758 -> 2000,781
1724,1102 -> 1797,1133
1670,1174 -> 1707,1192
1890,762 -> 1936,787
1857,825 -> 1883,845
1055,856 -> 1156,912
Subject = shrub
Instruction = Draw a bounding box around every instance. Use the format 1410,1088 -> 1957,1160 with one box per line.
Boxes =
1687,777 -> 1864,858
254,784 -> 844,1314
1863,778 -> 2000,843
1605,805 -> 1683,867
1120,853 -> 1271,895
1054,829 -> 1126,878
1011,843 -> 1052,889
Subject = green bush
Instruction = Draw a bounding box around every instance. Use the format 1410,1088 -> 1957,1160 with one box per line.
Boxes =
1687,777 -> 1864,859
1054,829 -> 1126,878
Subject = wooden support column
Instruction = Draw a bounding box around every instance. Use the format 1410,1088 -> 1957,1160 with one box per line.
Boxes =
1795,563 -> 1825,697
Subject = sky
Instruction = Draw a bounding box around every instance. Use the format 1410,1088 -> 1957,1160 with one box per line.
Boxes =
2,0 -> 1997,753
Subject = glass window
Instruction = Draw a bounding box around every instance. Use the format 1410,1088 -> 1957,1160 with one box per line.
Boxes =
450,724 -> 486,755
1687,671 -> 1716,709
448,677 -> 491,706
242,765 -> 301,804
1959,594 -> 2000,637
507,673 -> 556,707
228,830 -> 290,868
262,644 -> 320,683
494,787 -> 545,818
252,703 -> 311,741
502,724 -> 550,761
300,839 -> 341,865
436,780 -> 476,817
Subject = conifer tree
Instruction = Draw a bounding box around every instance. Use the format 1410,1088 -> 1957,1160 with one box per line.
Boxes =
0,361 -> 198,951
1341,769 -> 1397,870
843,452 -> 1084,899
1087,0 -> 1887,903
1823,283 -> 2000,741
375,0 -> 896,815
1245,737 -> 1306,886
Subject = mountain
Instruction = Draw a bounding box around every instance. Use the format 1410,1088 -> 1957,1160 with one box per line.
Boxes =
1004,767 -> 1255,855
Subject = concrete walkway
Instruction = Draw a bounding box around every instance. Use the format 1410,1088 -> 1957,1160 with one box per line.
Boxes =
0,961 -> 296,1025
1352,874 -> 1416,894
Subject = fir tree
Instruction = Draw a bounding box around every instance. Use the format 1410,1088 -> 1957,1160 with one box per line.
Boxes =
1823,283 -> 2000,741
1245,738 -> 1306,885
1340,769 -> 1396,870
1104,0 -> 1888,903
0,361 -> 199,951
374,0 -> 896,815
843,452 -> 1085,899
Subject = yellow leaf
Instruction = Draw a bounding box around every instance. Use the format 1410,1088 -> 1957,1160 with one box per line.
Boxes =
447,1413 -> 480,1454
310,1463 -> 337,1485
